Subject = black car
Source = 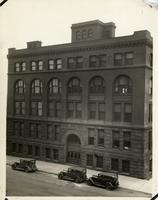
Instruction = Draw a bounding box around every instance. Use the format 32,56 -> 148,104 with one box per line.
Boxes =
87,172 -> 119,190
11,159 -> 38,172
58,167 -> 87,183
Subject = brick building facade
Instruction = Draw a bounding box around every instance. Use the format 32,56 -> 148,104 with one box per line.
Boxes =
7,20 -> 152,179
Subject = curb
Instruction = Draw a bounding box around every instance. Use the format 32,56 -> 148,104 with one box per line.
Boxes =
7,163 -> 58,176
38,170 -> 58,176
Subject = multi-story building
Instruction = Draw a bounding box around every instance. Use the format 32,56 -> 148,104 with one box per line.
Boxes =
7,20 -> 152,179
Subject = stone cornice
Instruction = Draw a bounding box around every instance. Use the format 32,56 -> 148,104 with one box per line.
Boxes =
8,38 -> 153,59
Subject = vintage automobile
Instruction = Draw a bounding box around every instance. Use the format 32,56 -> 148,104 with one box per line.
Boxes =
87,172 -> 119,190
58,167 -> 87,183
11,159 -> 38,172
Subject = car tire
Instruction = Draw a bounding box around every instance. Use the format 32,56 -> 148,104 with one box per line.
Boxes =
11,164 -> 16,170
106,182 -> 113,190
25,167 -> 29,173
58,173 -> 63,179
75,178 -> 81,183
87,179 -> 92,186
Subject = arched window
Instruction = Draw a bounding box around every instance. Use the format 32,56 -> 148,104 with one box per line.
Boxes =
114,75 -> 132,95
15,80 -> 25,94
89,76 -> 105,94
31,79 -> 43,94
67,77 -> 82,94
48,78 -> 61,94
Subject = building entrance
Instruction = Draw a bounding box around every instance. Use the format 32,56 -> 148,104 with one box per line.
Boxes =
66,134 -> 81,164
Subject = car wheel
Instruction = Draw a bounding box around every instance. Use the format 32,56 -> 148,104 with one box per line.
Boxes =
11,164 -> 16,170
106,182 -> 113,190
87,179 -> 92,186
75,178 -> 81,183
58,173 -> 63,179
25,167 -> 29,173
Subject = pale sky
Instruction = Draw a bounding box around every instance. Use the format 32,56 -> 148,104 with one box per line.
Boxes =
0,0 -> 158,199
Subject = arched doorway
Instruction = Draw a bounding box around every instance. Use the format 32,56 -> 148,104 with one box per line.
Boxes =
66,134 -> 81,164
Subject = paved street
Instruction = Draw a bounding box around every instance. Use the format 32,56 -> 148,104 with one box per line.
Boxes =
6,166 -> 151,197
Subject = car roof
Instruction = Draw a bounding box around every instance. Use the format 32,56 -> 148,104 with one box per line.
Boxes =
98,172 -> 117,177
68,166 -> 86,171
20,159 -> 36,162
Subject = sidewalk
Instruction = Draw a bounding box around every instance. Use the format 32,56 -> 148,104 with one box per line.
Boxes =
6,155 -> 152,194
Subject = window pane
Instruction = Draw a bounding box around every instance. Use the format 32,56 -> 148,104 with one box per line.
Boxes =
96,156 -> 103,168
111,158 -> 119,171
123,131 -> 131,149
31,61 -> 36,70
57,58 -> 62,69
122,160 -> 130,173
21,62 -> 26,71
112,131 -> 120,148
87,154 -> 93,166
38,60 -> 43,70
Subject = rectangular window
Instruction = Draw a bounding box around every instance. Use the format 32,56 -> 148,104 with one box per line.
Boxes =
112,130 -> 120,148
18,144 -> 23,153
122,160 -> 130,173
86,154 -> 93,166
30,123 -> 35,138
148,104 -> 152,122
53,149 -> 59,160
98,103 -> 105,120
21,102 -> 25,115
76,57 -> 83,68
114,53 -> 123,66
45,148 -> 51,159
28,145 -> 33,155
67,102 -> 74,118
19,122 -> 24,136
15,63 -> 20,72
30,123 -> 41,138
55,101 -> 62,118
149,158 -> 152,172
125,52 -> 133,65
89,102 -> 96,119
148,131 -> 152,150
113,103 -> 121,121
48,101 -> 54,117
99,54 -> 106,67
98,129 -> 104,146
89,55 -> 97,67
36,124 -> 41,138
35,146 -> 40,156
38,60 -> 43,70
31,102 -> 36,116
96,156 -> 103,168
12,143 -> 16,152
55,125 -> 60,141
56,58 -> 62,69
111,158 -> 119,171
31,61 -> 36,71
15,101 -> 25,115
123,131 -> 131,149
31,101 -> 42,116
67,57 -> 75,68
48,59 -> 55,70
38,102 -> 43,116
76,102 -> 82,119
88,128 -> 95,145
13,122 -> 19,136
124,103 -> 132,122
47,125 -> 53,140
14,121 -> 24,136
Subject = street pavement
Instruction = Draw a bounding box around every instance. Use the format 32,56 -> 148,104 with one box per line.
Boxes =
6,155 -> 152,194
6,165 -> 151,197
